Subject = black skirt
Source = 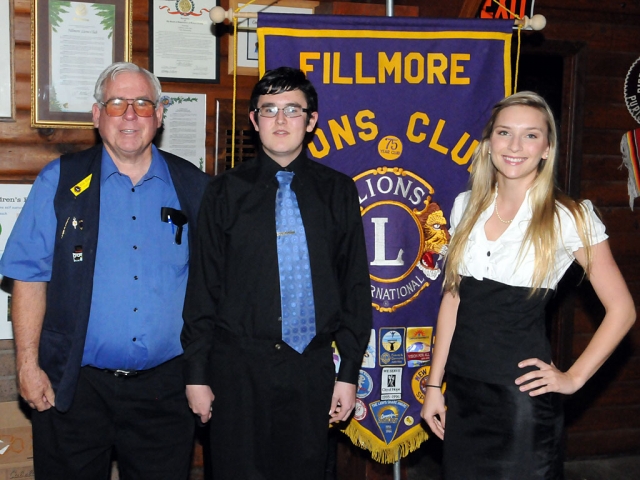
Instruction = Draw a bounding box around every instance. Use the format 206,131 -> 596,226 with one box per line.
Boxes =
442,372 -> 564,480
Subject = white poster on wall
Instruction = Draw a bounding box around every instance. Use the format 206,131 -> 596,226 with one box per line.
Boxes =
0,185 -> 33,340
155,93 -> 207,172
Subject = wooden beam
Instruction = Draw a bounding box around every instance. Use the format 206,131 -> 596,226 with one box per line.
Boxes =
459,0 -> 483,18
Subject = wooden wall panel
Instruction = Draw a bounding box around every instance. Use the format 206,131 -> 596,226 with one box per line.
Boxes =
585,77 -> 624,104
12,13 -> 30,44
573,330 -> 640,359
583,130 -> 632,156
581,180 -> 635,207
584,105 -> 636,131
568,381 -> 640,409
580,156 -> 628,183
543,0 -> 640,16
566,430 -> 640,458
534,0 -> 640,458
568,405 -> 640,433
588,51 -> 640,77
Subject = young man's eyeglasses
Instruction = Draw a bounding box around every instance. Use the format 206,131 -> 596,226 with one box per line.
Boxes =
254,105 -> 309,118
99,98 -> 157,117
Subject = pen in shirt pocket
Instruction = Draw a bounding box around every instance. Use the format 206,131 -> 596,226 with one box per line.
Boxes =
160,207 -> 187,245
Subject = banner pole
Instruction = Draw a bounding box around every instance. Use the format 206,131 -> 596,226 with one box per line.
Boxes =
393,453 -> 401,480
383,2 -> 403,477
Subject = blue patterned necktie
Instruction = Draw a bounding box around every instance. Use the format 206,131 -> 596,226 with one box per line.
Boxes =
275,171 -> 316,354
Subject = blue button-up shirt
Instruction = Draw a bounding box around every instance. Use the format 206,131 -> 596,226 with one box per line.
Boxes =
0,146 -> 188,370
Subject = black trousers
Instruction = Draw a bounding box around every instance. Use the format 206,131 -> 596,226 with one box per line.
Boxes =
208,330 -> 336,480
31,356 -> 195,480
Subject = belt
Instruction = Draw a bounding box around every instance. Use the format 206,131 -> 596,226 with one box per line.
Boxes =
86,366 -> 147,377
102,368 -> 141,377
87,357 -> 180,378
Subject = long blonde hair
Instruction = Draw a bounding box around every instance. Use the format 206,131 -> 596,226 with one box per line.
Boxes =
444,91 -> 594,294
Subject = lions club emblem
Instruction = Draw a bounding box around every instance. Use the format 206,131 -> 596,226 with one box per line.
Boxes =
355,167 -> 450,312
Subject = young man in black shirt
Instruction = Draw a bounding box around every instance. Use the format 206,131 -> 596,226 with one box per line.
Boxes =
182,67 -> 372,480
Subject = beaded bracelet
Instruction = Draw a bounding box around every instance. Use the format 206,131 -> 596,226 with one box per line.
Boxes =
425,384 -> 442,388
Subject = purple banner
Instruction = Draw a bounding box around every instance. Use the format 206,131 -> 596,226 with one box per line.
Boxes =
259,13 -> 513,463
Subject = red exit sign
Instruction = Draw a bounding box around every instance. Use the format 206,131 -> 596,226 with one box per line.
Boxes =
479,0 -> 534,20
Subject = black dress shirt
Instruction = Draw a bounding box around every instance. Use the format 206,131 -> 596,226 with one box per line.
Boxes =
182,150 -> 372,386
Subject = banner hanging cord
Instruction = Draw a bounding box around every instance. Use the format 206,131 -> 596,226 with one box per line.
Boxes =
492,0 -> 522,93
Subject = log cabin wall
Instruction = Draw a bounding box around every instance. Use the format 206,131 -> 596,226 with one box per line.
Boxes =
0,0 -> 639,471
529,0 -> 640,458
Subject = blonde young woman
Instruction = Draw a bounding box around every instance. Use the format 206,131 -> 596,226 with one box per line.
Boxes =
420,91 -> 636,479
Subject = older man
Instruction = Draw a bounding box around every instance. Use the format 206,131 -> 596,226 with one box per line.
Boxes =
0,62 -> 209,479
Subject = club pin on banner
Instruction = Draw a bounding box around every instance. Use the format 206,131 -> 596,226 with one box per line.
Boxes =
254,13 -> 514,462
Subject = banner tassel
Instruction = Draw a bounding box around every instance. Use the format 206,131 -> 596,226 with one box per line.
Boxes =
341,422 -> 430,464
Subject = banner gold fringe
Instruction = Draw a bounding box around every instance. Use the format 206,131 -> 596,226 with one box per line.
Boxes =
342,421 -> 430,464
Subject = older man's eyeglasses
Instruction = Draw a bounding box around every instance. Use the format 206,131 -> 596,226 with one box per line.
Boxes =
100,98 -> 157,117
254,105 -> 309,118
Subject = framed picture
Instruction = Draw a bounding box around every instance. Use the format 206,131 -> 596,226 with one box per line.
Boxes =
31,0 -> 132,129
229,0 -> 318,76
0,0 -> 15,121
0,183 -> 33,340
150,0 -> 220,83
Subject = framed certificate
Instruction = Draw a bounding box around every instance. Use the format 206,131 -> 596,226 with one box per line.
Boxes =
31,0 -> 132,128
0,0 -> 15,120
229,0 -> 317,76
150,0 -> 220,83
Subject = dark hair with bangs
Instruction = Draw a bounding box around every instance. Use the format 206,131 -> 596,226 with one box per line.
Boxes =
249,67 -> 318,124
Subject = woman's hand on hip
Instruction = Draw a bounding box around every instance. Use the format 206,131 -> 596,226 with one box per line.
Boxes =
515,358 -> 582,396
